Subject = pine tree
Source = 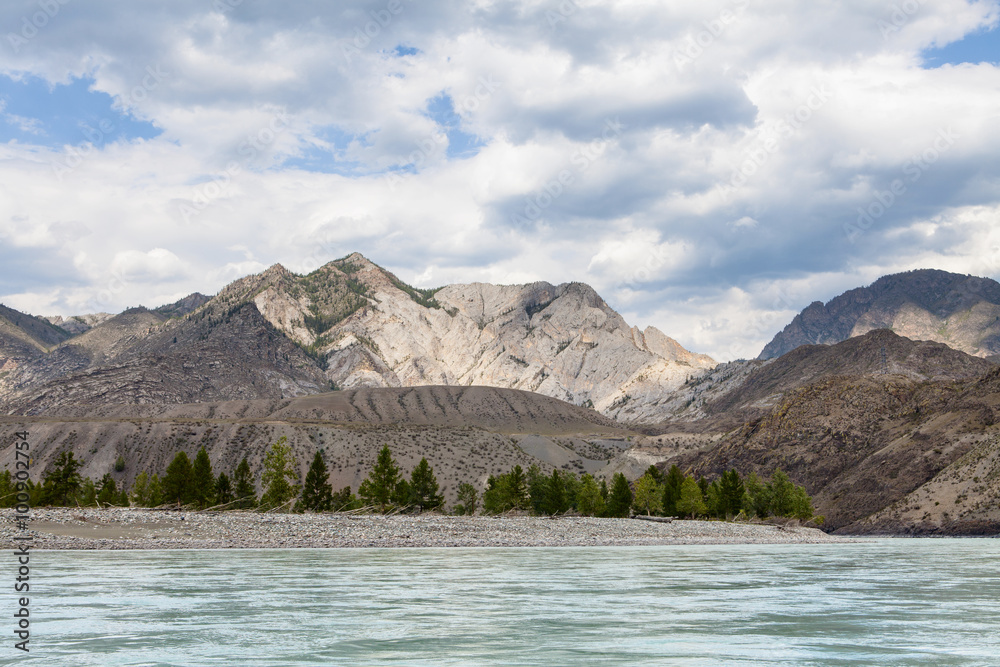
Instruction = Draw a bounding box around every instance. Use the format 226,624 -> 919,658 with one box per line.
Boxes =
358,445 -> 401,512
147,474 -> 164,507
482,465 -> 530,514
79,478 -> 97,507
0,471 -> 15,508
631,472 -> 664,516
43,451 -> 84,506
677,476 -> 707,518
131,471 -> 152,507
541,470 -> 569,515
260,437 -> 300,510
453,482 -> 478,515
191,447 -> 215,509
96,474 -> 118,505
790,485 -> 814,520
768,469 -> 795,517
508,465 -> 529,509
300,451 -> 334,512
643,464 -> 664,485
330,486 -> 356,511
718,469 -> 745,517
742,472 -> 771,518
233,457 -> 257,509
576,474 -> 605,517
527,465 -> 548,515
605,472 -> 633,518
215,473 -> 233,507
163,452 -> 194,506
408,458 -> 444,511
662,464 -> 684,517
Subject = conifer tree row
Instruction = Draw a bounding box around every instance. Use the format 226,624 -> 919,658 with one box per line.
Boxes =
5,440 -> 816,523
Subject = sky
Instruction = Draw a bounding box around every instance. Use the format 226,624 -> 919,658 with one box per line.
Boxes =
1,0 -> 999,361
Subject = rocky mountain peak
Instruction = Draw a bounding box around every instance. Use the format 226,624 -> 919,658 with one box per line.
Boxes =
760,269 -> 1000,360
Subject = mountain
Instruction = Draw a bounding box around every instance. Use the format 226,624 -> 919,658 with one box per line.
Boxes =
656,330 -> 1000,533
0,303 -> 73,375
1,254 -> 715,417
42,293 -> 209,335
759,269 -> 1000,360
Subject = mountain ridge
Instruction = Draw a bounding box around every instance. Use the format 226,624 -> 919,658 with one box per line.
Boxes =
759,269 -> 1000,360
1,253 -> 716,418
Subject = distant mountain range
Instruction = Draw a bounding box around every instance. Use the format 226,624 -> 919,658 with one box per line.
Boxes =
3,257 -> 999,534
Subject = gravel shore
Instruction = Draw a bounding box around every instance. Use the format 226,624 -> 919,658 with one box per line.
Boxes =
3,508 -> 851,550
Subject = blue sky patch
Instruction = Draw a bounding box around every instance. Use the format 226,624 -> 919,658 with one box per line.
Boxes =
281,125 -> 369,175
0,75 -> 161,148
393,45 -> 419,57
922,27 -> 999,68
424,93 -> 485,160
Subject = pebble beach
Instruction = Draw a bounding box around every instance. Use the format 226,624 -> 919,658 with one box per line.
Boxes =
5,508 -> 850,549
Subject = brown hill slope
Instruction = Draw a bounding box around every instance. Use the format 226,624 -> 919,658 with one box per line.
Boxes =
0,303 -> 73,373
0,386 -> 628,506
5,301 -> 330,414
759,269 -> 1000,360
683,360 -> 1000,533
713,329 -> 993,417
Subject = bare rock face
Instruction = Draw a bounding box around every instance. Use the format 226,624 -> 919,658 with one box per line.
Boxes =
43,313 -> 114,335
760,269 -> 1000,360
249,254 -> 718,413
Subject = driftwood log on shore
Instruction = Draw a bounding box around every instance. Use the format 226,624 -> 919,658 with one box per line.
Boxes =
631,515 -> 674,524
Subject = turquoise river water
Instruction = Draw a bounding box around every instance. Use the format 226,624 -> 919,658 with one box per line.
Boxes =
9,539 -> 1000,666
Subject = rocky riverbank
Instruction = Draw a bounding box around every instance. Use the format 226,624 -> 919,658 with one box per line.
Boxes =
3,508 -> 851,550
